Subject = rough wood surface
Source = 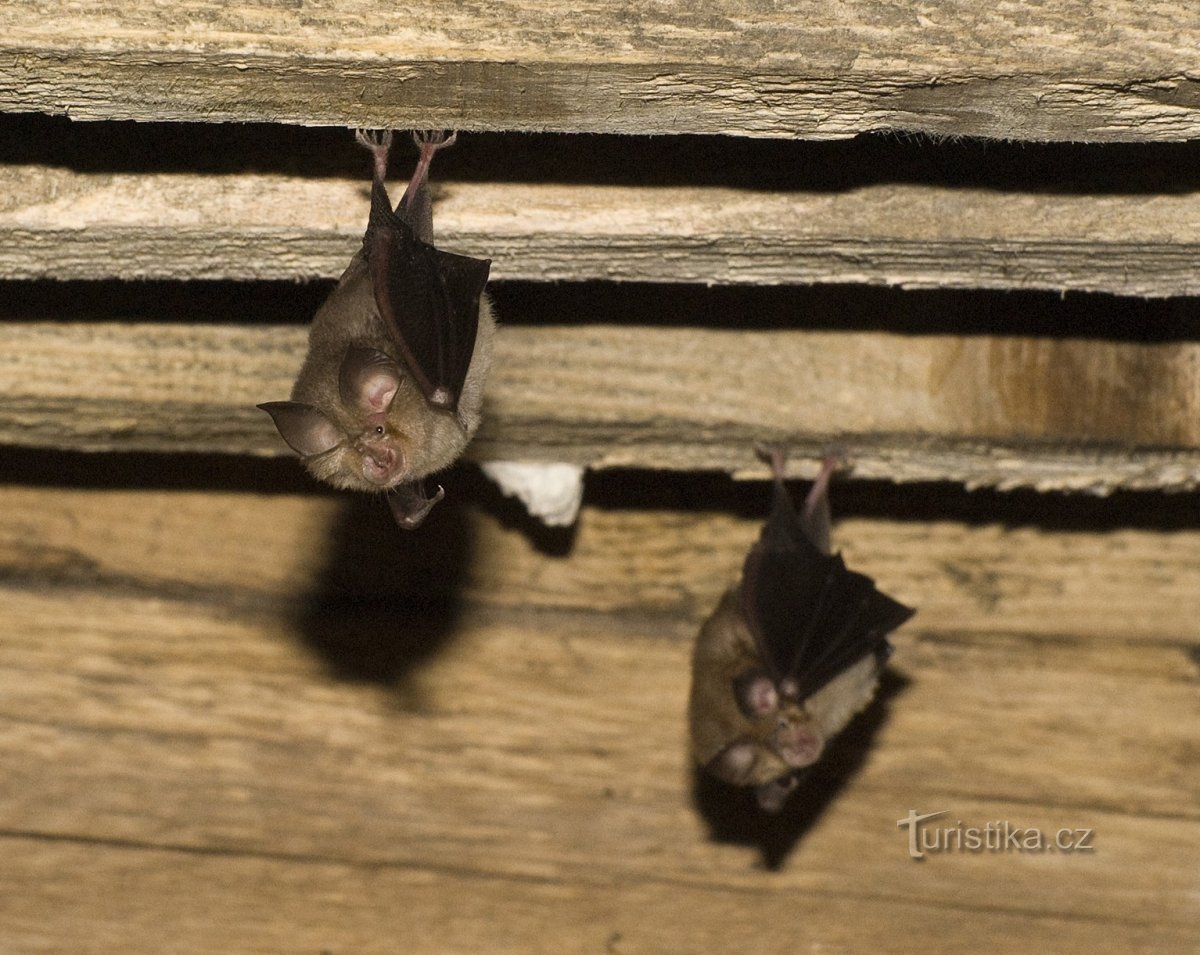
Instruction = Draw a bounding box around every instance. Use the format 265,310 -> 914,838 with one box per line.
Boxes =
3,484 -> 1199,643
7,164 -> 1200,295
3,2 -> 1200,141
0,485 -> 1197,953
2,322 -> 1199,492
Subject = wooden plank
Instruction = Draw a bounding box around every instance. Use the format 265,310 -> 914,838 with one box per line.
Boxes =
3,835 -> 1194,955
2,484 -> 1199,645
2,322 -> 1199,491
6,163 -> 1200,295
2,2 -> 1200,141
0,581 -> 1196,952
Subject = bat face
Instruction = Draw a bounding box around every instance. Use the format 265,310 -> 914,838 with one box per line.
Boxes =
259,130 -> 494,527
261,275 -> 494,496
688,450 -> 913,812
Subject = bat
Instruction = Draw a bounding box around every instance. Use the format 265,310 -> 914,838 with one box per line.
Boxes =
259,129 -> 494,528
688,447 -> 914,812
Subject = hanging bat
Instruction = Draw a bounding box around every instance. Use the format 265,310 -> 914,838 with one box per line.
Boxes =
259,129 -> 494,528
688,447 -> 914,812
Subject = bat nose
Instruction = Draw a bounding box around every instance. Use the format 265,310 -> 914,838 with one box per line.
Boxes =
359,443 -> 401,486
773,721 -> 823,768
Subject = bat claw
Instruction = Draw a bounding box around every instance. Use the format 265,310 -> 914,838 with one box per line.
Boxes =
355,128 -> 393,183
820,444 -> 850,474
355,128 -> 393,151
754,443 -> 788,483
411,129 -> 458,151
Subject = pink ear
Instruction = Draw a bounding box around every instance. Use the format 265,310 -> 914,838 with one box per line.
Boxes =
708,742 -> 758,785
338,346 -> 402,413
257,402 -> 342,457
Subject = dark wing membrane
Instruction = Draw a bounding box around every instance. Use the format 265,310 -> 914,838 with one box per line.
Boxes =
365,181 -> 491,412
741,518 -> 914,700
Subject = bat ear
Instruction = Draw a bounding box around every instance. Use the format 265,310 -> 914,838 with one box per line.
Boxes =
732,669 -> 779,718
339,346 -> 402,413
706,742 -> 758,785
257,401 -> 343,457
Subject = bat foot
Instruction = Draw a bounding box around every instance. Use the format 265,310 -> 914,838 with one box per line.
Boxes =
355,128 -> 393,184
803,452 -> 847,531
403,130 -> 459,214
818,444 -> 850,476
411,129 -> 458,152
753,442 -> 787,482
356,128 -> 393,151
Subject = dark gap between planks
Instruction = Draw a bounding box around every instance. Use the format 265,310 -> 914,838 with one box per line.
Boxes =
3,279 -> 1199,340
8,112 -> 1200,195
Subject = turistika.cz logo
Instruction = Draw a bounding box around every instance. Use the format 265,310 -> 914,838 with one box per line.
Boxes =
897,809 -> 1096,860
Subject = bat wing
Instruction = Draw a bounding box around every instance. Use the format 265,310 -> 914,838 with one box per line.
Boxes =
364,180 -> 491,414
741,482 -> 913,701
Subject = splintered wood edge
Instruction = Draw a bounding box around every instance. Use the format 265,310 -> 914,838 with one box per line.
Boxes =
2,322 -> 1199,492
1,2 -> 1200,140
5,168 -> 1200,295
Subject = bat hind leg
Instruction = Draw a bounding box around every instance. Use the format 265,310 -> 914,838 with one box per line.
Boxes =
755,442 -> 844,554
411,129 -> 458,150
355,128 -> 394,185
403,130 -> 458,213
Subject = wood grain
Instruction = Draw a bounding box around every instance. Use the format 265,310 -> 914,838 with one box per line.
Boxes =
5,4 -> 1198,949
6,164 -> 1200,295
0,485 -> 1196,952
2,322 -> 1198,491
2,2 -> 1200,140
2,485 -> 1199,643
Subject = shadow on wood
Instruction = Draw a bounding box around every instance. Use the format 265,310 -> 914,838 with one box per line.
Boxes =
288,463 -> 578,692
690,668 -> 911,870
288,489 -> 475,688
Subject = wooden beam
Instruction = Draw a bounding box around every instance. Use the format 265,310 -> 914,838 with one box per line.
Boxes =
2,322 -> 1198,491
6,165 -> 1200,295
3,485 -> 1198,644
0,488 -> 1197,949
2,2 -> 1200,141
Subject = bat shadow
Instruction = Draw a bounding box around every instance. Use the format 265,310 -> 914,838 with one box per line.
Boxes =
690,668 -> 911,870
290,486 -> 478,689
289,463 -> 574,693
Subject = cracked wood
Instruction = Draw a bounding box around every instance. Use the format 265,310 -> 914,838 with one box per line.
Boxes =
5,164 -> 1200,295
1,322 -> 1198,491
2,2 -> 1200,140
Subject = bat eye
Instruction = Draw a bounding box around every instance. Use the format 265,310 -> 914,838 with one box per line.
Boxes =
374,425 -> 385,435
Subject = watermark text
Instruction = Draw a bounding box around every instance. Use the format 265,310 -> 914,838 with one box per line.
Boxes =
897,809 -> 1095,860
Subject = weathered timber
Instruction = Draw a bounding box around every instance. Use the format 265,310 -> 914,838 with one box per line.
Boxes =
2,2 -> 1200,141
1,322 -> 1198,492
4,835 -> 1192,955
0,485 -> 1196,951
5,164 -> 1200,295
2,486 -> 1199,644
